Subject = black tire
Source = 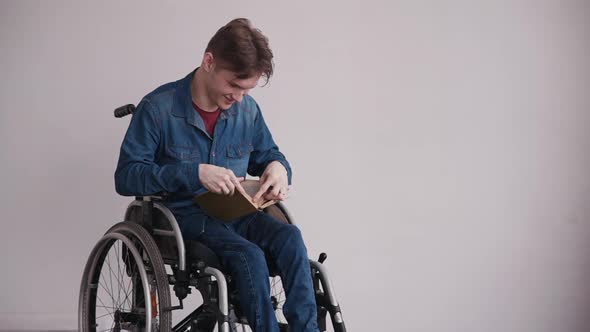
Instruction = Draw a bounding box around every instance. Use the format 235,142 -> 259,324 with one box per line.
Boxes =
79,221 -> 172,331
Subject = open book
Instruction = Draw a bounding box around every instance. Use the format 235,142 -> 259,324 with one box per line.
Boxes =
193,180 -> 278,221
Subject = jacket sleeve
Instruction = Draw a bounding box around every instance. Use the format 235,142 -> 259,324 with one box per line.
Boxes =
114,99 -> 202,196
247,102 -> 293,185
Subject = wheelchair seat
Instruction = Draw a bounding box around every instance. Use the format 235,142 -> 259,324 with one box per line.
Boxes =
185,239 -> 221,270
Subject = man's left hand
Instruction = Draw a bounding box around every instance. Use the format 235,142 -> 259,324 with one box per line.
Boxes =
253,161 -> 289,204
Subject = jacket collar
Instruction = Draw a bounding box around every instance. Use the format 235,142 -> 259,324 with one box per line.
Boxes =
171,68 -> 238,126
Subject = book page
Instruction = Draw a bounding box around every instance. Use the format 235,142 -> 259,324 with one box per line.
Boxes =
241,180 -> 273,208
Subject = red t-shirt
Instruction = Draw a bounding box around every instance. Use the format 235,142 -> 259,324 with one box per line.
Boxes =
192,101 -> 220,136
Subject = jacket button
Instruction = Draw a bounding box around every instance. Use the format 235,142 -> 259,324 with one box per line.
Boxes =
212,152 -> 216,157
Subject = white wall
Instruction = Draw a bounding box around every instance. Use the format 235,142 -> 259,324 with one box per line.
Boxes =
1,0 -> 589,331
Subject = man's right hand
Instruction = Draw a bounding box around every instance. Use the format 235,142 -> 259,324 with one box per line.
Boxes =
199,164 -> 245,196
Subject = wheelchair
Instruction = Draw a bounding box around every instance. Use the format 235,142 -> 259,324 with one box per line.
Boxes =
78,104 -> 347,332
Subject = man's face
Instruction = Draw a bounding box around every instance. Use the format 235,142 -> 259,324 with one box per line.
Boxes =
206,66 -> 261,110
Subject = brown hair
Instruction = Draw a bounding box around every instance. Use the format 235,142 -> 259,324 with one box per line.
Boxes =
206,18 -> 274,84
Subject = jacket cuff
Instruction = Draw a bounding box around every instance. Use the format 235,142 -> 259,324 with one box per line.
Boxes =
183,162 -> 202,192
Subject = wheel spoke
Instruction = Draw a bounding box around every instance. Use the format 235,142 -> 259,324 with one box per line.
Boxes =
120,275 -> 134,310
106,246 -> 116,308
97,273 -> 117,309
121,247 -> 135,309
95,296 -> 115,321
114,241 -> 122,307
105,244 -> 133,308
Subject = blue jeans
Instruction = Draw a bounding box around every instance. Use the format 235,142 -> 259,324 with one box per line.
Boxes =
179,211 -> 319,332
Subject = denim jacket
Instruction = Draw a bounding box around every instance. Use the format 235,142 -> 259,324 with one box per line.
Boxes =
114,68 -> 292,221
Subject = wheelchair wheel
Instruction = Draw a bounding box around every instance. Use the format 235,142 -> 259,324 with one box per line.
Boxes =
79,221 -> 172,331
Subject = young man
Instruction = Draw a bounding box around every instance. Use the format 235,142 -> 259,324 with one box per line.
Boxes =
115,18 -> 319,332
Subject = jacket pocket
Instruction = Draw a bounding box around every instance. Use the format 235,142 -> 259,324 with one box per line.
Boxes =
226,143 -> 254,158
226,143 -> 253,176
165,145 -> 201,161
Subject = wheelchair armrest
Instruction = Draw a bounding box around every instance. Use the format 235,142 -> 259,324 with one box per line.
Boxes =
135,192 -> 170,202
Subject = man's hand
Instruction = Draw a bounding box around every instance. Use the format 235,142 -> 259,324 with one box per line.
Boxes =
199,164 -> 245,196
253,161 -> 289,204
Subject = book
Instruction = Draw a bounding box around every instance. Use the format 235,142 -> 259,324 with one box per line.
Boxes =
193,179 -> 278,221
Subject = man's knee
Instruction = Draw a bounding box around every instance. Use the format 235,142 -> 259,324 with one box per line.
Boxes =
242,242 -> 267,264
225,242 -> 269,277
283,224 -> 303,241
277,224 -> 307,253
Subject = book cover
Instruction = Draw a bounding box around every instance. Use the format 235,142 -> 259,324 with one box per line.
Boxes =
193,180 -> 277,221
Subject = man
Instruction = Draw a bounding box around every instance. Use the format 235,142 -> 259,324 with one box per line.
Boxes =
115,18 -> 319,332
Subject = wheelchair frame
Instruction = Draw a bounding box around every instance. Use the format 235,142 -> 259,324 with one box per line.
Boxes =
79,195 -> 346,332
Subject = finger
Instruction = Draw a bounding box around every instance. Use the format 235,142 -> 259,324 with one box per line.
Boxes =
213,184 -> 222,194
221,170 -> 236,195
253,181 -> 272,202
264,193 -> 281,201
218,182 -> 231,195
274,188 -> 286,201
270,182 -> 281,197
230,174 -> 246,196
224,176 -> 235,196
265,193 -> 285,202
262,192 -> 274,201
282,187 -> 291,197
258,173 -> 268,186
237,176 -> 245,182
265,185 -> 284,199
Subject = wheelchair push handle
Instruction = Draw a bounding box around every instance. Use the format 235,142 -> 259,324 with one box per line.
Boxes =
114,104 -> 135,118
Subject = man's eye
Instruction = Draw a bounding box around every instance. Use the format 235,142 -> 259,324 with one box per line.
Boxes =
230,83 -> 245,90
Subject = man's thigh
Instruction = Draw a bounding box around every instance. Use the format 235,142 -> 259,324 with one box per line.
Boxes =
236,211 -> 304,254
179,211 -> 297,259
178,212 -> 248,245
192,216 -> 273,281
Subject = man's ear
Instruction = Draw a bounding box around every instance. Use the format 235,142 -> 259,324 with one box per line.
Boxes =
203,52 -> 215,72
